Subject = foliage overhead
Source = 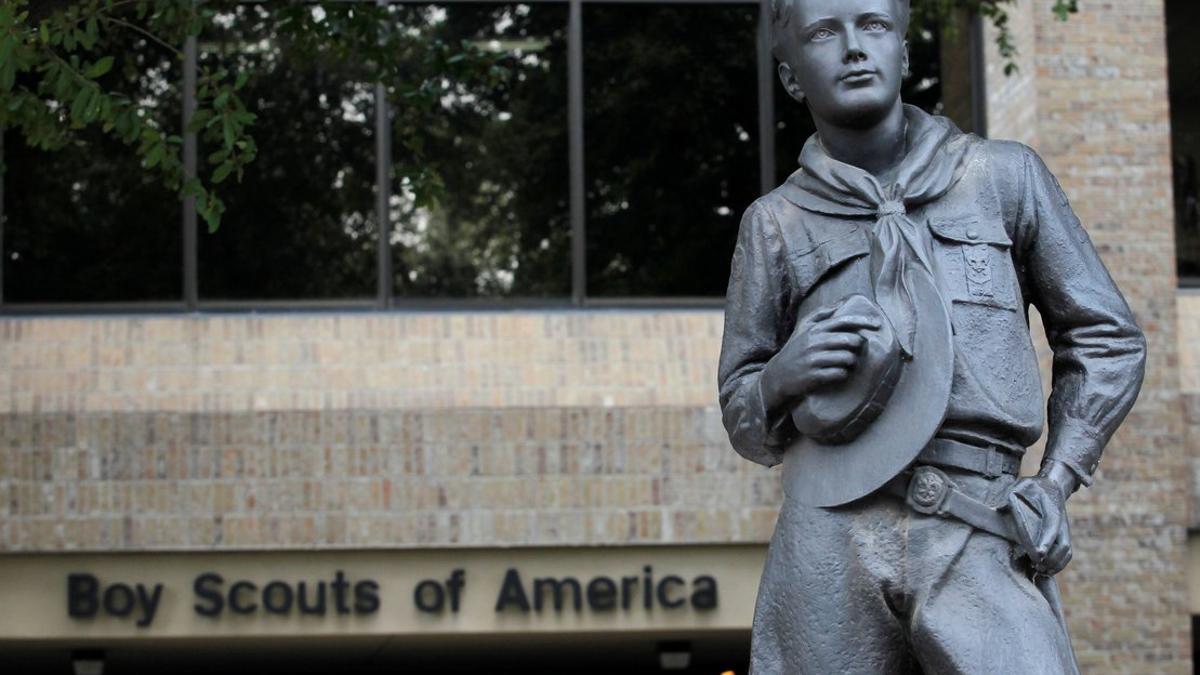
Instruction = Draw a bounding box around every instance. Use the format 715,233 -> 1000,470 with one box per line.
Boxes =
0,0 -> 1077,232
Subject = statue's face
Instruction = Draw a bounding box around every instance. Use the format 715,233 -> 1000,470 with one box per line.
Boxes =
776,0 -> 907,129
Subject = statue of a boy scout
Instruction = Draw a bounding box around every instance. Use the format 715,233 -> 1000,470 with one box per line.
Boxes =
717,0 -> 1147,672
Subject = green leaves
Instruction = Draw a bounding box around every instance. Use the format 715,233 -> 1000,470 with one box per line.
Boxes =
914,0 -> 1080,76
0,0 -> 1076,237
85,55 -> 113,78
1051,1 -> 1080,22
0,0 -> 254,231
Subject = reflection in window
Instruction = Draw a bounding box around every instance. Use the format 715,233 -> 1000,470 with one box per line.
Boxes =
197,3 -> 377,300
584,4 -> 760,297
389,3 -> 571,298
2,28 -> 182,303
1,2 -> 957,307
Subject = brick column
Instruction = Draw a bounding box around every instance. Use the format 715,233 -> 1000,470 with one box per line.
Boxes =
986,1 -> 1190,672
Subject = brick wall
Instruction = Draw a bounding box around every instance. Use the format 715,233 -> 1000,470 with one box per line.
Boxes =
0,312 -> 780,551
1175,293 -> 1200,526
984,1 -> 1191,672
983,0 -> 1041,147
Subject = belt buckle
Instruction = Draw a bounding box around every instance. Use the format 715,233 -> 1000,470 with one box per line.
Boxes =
907,466 -> 950,515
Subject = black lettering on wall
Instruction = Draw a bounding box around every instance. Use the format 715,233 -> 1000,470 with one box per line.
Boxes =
621,576 -> 638,610
229,581 -> 258,614
193,572 -> 225,617
332,570 -> 352,615
67,573 -> 99,618
533,577 -> 582,612
297,581 -> 327,615
262,581 -> 294,614
586,577 -> 617,611
136,584 -> 164,628
414,579 -> 445,613
102,583 -> 135,617
656,575 -> 686,609
642,566 -> 653,610
691,575 -> 718,610
445,569 -> 465,612
494,568 -> 530,612
354,580 -> 380,614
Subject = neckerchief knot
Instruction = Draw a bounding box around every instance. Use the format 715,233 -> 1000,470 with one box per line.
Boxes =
781,106 -> 977,359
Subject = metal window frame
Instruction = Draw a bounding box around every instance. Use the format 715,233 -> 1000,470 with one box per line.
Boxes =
0,130 -> 4,307
184,33 -> 199,310
968,11 -> 988,139
0,0 -> 983,315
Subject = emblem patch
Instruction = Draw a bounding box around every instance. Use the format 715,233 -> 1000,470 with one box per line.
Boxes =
962,244 -> 994,298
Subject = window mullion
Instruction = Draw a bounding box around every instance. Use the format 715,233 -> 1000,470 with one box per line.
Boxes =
376,1 -> 393,309
569,0 -> 586,306
757,0 -> 775,195
183,32 -> 199,310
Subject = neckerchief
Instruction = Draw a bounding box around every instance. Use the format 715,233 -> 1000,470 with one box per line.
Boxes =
781,105 -> 977,357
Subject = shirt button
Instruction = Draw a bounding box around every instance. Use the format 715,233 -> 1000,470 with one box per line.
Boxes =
966,229 -> 980,240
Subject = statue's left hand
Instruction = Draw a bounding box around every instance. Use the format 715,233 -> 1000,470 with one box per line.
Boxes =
1007,475 -> 1072,576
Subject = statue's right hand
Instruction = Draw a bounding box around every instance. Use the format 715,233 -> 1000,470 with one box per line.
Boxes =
760,305 -> 882,412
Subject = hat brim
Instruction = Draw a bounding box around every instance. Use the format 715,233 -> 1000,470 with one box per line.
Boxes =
781,270 -> 954,507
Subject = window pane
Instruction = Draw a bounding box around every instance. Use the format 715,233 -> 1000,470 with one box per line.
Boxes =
774,23 -> 944,184
197,4 -> 377,301
1168,0 -> 1200,278
3,30 -> 182,303
389,3 -> 571,299
584,4 -> 760,298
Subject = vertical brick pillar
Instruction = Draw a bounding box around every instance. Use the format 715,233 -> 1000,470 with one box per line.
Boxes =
987,1 -> 1190,672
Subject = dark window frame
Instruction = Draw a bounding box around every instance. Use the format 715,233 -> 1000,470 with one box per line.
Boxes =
1168,0 -> 1200,288
0,0 -> 985,314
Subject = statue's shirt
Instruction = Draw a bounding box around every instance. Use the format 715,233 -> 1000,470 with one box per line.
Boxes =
717,108 -> 1145,486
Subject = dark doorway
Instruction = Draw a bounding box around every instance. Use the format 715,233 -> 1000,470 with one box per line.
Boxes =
0,630 -> 751,675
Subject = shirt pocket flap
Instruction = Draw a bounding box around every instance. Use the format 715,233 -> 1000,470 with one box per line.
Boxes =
790,232 -> 870,297
928,216 -> 1012,248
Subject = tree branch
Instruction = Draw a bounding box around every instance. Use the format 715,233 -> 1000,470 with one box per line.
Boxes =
99,14 -> 184,58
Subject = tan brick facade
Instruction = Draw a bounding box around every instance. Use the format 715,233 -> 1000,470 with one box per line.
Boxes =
0,1 -> 1194,672
0,312 -> 781,551
984,1 -> 1191,672
0,313 -> 724,413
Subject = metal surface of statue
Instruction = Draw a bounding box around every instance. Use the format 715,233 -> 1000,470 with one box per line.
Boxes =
717,0 -> 1147,672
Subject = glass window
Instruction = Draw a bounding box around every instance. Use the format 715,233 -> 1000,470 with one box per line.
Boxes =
583,3 -> 760,298
2,29 -> 183,303
197,3 -> 378,300
389,3 -> 571,299
1168,0 -> 1200,280
1,1 -> 963,308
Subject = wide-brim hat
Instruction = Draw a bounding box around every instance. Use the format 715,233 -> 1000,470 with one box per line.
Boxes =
782,270 -> 954,507
789,294 -> 901,445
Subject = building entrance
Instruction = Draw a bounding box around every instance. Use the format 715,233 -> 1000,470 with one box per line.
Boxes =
3,631 -> 752,675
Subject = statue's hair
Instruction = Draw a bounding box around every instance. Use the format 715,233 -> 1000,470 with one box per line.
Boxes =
770,0 -> 911,61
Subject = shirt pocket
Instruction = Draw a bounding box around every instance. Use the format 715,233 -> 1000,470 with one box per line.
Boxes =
789,229 -> 871,299
928,216 -> 1020,311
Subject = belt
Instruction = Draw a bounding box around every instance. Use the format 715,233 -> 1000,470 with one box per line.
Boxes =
916,438 -> 1021,478
885,466 -> 1016,543
882,438 -> 1022,544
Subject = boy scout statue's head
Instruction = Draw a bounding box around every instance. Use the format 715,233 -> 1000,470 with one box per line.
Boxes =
771,0 -> 910,134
